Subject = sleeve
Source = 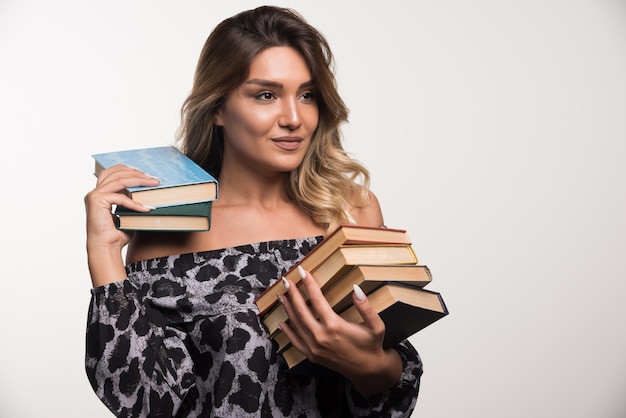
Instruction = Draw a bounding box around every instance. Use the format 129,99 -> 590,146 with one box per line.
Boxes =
345,340 -> 423,417
85,279 -> 195,417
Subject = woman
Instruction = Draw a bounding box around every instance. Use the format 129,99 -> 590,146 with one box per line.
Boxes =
85,6 -> 422,417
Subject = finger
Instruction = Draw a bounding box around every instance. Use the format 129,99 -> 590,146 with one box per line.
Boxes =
96,164 -> 157,180
274,288 -> 313,359
94,166 -> 159,197
276,321 -> 315,368
97,168 -> 160,191
89,169 -> 159,213
351,284 -> 386,335
274,319 -> 307,357
296,266 -> 336,322
281,276 -> 321,337
85,187 -> 153,214
94,164 -> 133,183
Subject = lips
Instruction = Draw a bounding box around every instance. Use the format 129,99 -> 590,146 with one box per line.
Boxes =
272,137 -> 303,151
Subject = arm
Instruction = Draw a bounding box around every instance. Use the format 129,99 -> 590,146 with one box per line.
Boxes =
279,267 -> 405,394
86,277 -> 195,416
278,190 -> 407,395
84,166 -> 196,415
347,340 -> 422,416
344,190 -> 406,393
84,164 -> 158,287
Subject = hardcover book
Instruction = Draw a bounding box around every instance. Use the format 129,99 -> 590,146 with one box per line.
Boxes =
323,264 -> 432,313
280,282 -> 449,374
262,264 -> 432,337
254,224 -> 413,315
92,146 -> 218,208
114,201 -> 212,231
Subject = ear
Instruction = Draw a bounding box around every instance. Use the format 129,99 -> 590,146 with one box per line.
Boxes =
214,109 -> 224,127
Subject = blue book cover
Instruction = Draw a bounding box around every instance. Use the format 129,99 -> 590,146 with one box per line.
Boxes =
92,146 -> 218,207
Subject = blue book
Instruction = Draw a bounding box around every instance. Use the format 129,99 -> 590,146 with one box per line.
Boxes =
92,146 -> 218,208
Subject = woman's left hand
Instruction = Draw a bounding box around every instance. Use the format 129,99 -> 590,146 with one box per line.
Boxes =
277,266 -> 403,395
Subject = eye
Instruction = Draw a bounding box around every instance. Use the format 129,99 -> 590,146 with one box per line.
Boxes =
255,91 -> 276,101
300,91 -> 316,102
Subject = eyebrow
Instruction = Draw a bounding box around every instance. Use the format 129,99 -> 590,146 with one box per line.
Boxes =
245,79 -> 315,89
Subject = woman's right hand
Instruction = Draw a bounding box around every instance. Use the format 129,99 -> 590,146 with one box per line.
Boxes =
84,164 -> 160,287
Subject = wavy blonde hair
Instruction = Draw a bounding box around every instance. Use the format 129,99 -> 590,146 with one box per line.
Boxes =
177,6 -> 370,233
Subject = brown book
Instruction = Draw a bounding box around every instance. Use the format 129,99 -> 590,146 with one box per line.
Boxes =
254,225 -> 412,315
280,282 -> 448,374
324,264 -> 432,313
263,264 -> 430,337
261,245 -> 418,336
272,329 -> 290,353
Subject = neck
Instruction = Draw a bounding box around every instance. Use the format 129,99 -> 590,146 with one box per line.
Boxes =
217,163 -> 292,208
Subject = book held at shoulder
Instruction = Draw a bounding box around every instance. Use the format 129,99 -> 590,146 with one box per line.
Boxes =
92,145 -> 218,208
91,145 -> 219,232
114,201 -> 213,232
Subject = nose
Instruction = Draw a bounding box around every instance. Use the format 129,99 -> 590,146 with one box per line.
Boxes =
278,97 -> 302,130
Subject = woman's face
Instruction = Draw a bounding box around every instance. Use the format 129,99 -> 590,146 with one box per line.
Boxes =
215,46 -> 319,175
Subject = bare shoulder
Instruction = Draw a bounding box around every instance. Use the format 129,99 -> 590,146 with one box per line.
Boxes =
349,188 -> 385,227
125,200 -> 326,264
126,231 -> 194,264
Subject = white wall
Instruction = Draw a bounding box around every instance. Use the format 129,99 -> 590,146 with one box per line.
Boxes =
1,1 -> 625,417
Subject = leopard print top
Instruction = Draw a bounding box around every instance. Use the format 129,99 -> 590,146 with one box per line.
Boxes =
85,237 -> 422,417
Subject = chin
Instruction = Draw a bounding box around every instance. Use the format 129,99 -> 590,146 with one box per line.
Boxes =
273,156 -> 306,173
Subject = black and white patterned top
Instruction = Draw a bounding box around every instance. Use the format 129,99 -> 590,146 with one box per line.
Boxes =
85,237 -> 422,417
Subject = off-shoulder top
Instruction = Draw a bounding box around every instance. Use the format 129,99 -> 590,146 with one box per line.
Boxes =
85,237 -> 422,417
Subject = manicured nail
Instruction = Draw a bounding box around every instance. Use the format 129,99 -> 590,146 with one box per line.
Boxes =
142,205 -> 156,210
297,265 -> 306,280
353,284 -> 366,302
276,293 -> 285,304
282,276 -> 290,290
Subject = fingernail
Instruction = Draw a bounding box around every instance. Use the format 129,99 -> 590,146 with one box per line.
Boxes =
275,322 -> 282,331
297,265 -> 306,280
353,284 -> 366,302
277,293 -> 285,304
282,276 -> 290,290
142,205 -> 156,210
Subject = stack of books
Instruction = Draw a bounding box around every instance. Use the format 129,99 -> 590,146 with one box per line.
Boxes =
254,224 -> 448,374
92,146 -> 218,231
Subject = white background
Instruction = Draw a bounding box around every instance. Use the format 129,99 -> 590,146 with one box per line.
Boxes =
1,1 -> 625,417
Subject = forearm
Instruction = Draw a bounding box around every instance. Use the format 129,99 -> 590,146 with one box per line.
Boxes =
346,348 -> 403,395
87,244 -> 127,287
86,280 -> 192,416
345,341 -> 422,417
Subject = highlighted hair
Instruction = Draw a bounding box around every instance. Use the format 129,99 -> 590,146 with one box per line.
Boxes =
177,6 -> 370,233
